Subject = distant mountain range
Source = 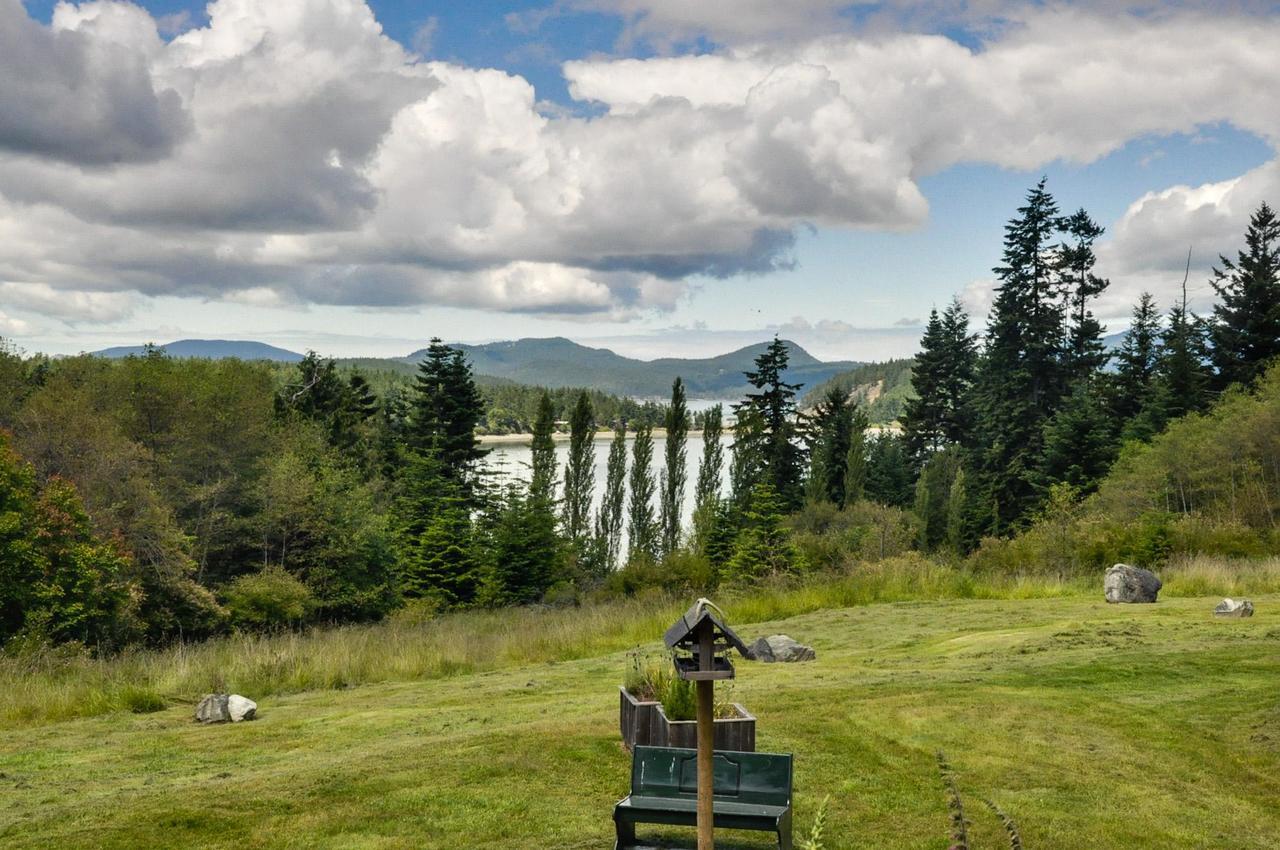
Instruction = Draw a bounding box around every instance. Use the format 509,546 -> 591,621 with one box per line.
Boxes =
95,339 -> 305,362
93,336 -> 861,399
402,337 -> 861,398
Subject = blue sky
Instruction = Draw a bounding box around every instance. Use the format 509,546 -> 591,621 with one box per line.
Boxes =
4,1 -> 1279,360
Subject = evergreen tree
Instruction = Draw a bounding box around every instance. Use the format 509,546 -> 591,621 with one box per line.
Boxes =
529,392 -> 557,504
1057,209 -> 1111,384
408,339 -> 488,501
1210,202 -> 1280,389
1112,292 -> 1163,424
971,178 -> 1067,531
597,424 -> 628,570
843,408 -> 869,504
723,483 -> 798,584
914,449 -> 962,552
901,298 -> 977,464
483,483 -> 562,606
945,467 -> 970,554
806,384 -> 856,506
659,377 -> 689,556
693,404 -> 725,540
864,431 -> 914,507
1039,378 -> 1117,494
1159,296 -> 1213,420
733,337 -> 805,511
627,422 -> 658,562
395,451 -> 480,606
562,391 -> 595,544
275,352 -> 378,452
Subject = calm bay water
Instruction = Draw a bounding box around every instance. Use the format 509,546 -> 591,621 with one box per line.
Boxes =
485,433 -> 735,532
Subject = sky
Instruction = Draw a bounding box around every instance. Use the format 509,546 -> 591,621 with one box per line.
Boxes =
2,0 -> 1279,361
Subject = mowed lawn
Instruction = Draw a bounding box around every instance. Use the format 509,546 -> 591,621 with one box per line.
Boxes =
2,595 -> 1278,849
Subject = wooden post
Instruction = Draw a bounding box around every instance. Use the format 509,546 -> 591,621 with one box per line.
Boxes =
697,622 -> 714,850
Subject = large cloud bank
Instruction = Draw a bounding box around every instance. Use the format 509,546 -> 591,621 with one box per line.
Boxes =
1,0 -> 1278,324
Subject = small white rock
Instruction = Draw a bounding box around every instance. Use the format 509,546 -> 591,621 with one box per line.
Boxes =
227,694 -> 257,722
1214,598 -> 1254,618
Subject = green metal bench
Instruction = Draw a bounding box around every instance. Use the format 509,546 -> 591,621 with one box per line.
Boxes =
614,745 -> 793,850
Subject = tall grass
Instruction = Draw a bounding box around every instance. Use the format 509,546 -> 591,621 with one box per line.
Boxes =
4,553 -> 1269,728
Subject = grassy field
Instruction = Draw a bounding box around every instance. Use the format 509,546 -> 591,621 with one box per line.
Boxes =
2,584 -> 1278,849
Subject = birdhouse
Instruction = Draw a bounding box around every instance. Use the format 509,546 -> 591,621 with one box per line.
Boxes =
663,599 -> 750,681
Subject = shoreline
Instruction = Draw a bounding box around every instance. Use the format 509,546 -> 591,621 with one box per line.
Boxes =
480,428 -> 692,444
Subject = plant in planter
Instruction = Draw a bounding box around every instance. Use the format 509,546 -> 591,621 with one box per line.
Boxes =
619,650 -> 756,751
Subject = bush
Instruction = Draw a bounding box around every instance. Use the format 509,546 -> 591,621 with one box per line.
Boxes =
223,567 -> 313,630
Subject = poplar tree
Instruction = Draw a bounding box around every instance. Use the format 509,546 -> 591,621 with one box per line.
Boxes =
843,408 -> 869,504
562,391 -> 595,545
659,377 -> 689,556
1210,201 -> 1280,389
627,422 -> 658,562
597,424 -> 628,570
693,404 -> 724,519
529,393 -> 557,504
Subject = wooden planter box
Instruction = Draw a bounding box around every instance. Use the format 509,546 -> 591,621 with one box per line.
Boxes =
619,685 -> 756,752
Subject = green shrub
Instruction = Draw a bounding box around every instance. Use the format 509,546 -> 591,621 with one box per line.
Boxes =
223,567 -> 313,630
119,685 -> 166,714
662,676 -> 697,721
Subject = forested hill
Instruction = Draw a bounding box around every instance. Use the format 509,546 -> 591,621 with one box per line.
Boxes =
404,337 -> 861,398
96,339 -> 304,361
803,358 -> 917,424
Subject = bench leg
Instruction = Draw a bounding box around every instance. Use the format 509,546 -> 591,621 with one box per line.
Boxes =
614,813 -> 636,850
777,807 -> 794,850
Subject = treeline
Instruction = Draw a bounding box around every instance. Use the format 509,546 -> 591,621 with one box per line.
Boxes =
898,184 -> 1280,552
802,358 -> 916,424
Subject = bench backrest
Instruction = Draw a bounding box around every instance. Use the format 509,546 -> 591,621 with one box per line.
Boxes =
631,746 -> 792,807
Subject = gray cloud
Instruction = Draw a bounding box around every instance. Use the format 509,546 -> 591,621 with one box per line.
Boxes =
0,0 -> 187,165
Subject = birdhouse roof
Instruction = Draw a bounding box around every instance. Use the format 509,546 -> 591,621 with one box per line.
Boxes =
663,599 -> 750,655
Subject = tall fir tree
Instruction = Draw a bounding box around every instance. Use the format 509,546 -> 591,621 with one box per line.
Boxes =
901,298 -> 976,463
1210,202 -> 1280,389
659,377 -> 689,556
863,431 -> 914,508
1158,297 -> 1213,421
1057,209 -> 1111,384
805,384 -> 856,507
1038,378 -> 1117,495
597,424 -> 628,570
395,451 -> 480,606
723,483 -> 798,585
971,178 -> 1066,531
483,484 -> 561,606
561,391 -> 595,545
1112,292 -> 1163,425
733,337 -> 806,511
627,422 -> 658,562
407,339 -> 488,503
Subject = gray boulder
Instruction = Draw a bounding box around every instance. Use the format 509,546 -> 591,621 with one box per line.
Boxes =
1104,563 -> 1162,604
747,635 -> 815,663
227,694 -> 257,722
1214,598 -> 1254,618
195,693 -> 231,724
195,693 -> 257,723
